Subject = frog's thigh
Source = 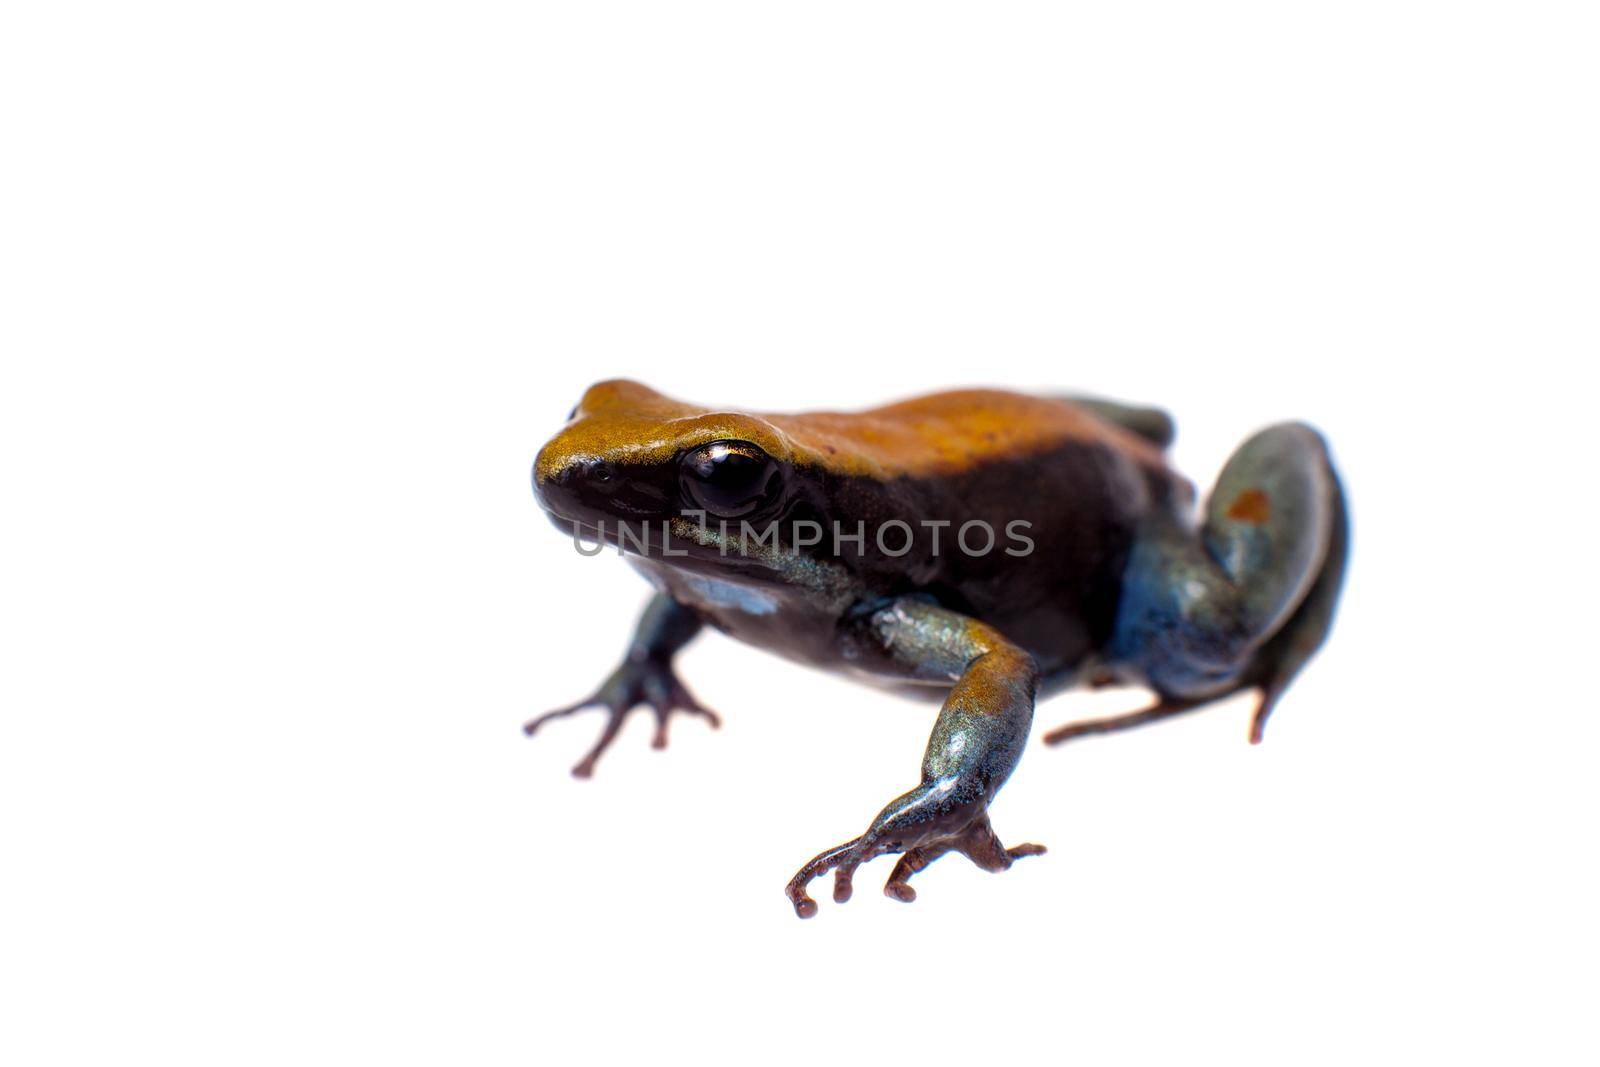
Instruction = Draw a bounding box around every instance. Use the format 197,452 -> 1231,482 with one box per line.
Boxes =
1118,422 -> 1337,697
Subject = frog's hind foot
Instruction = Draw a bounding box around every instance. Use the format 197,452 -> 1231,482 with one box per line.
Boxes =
1043,693 -> 1209,745
785,808 -> 1045,918
1043,670 -> 1322,747
523,657 -> 720,778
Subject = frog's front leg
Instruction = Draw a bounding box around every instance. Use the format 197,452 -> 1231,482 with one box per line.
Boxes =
524,593 -> 719,778
785,599 -> 1045,918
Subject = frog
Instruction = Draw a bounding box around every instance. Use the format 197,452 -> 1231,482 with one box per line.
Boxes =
525,379 -> 1348,918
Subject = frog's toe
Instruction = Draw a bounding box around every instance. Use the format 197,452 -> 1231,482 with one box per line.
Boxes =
899,816 -> 1044,897
1042,693 -> 1208,745
883,837 -> 1047,902
643,676 -> 721,749
521,698 -> 597,738
881,843 -> 952,902
521,695 -> 633,778
784,838 -> 870,918
567,705 -> 632,779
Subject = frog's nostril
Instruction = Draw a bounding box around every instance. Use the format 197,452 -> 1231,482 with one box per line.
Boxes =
532,452 -> 626,520
534,465 -> 578,517
532,448 -> 576,508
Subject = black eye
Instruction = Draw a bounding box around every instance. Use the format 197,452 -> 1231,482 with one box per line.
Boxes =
680,441 -> 780,518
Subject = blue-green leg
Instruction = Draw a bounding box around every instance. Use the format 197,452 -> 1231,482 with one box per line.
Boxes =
1052,422 -> 1347,744
785,599 -> 1046,918
524,593 -> 720,777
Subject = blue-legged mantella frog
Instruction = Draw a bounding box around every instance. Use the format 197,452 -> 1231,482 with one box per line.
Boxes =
528,380 -> 1348,918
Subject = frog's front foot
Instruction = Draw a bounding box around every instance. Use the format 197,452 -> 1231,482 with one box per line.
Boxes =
784,791 -> 1045,918
783,598 -> 1045,918
523,657 -> 720,778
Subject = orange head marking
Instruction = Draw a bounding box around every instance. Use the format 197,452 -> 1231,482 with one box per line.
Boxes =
533,379 -> 794,488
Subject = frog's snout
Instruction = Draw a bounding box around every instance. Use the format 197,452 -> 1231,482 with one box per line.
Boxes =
534,443 -> 671,526
530,448 -> 594,519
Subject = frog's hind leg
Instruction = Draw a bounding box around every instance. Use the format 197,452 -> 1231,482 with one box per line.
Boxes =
1058,395 -> 1177,450
1241,456 -> 1348,741
1046,422 -> 1348,746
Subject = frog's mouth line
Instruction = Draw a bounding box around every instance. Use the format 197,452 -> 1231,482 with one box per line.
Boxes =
542,511 -> 781,576
542,513 -> 621,549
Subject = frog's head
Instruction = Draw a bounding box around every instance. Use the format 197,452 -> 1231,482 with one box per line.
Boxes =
533,380 -> 798,556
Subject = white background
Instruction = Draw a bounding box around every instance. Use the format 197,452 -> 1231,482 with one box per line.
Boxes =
3,3 -> 1597,1064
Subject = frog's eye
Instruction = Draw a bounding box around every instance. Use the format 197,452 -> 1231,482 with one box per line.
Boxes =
680,440 -> 781,518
